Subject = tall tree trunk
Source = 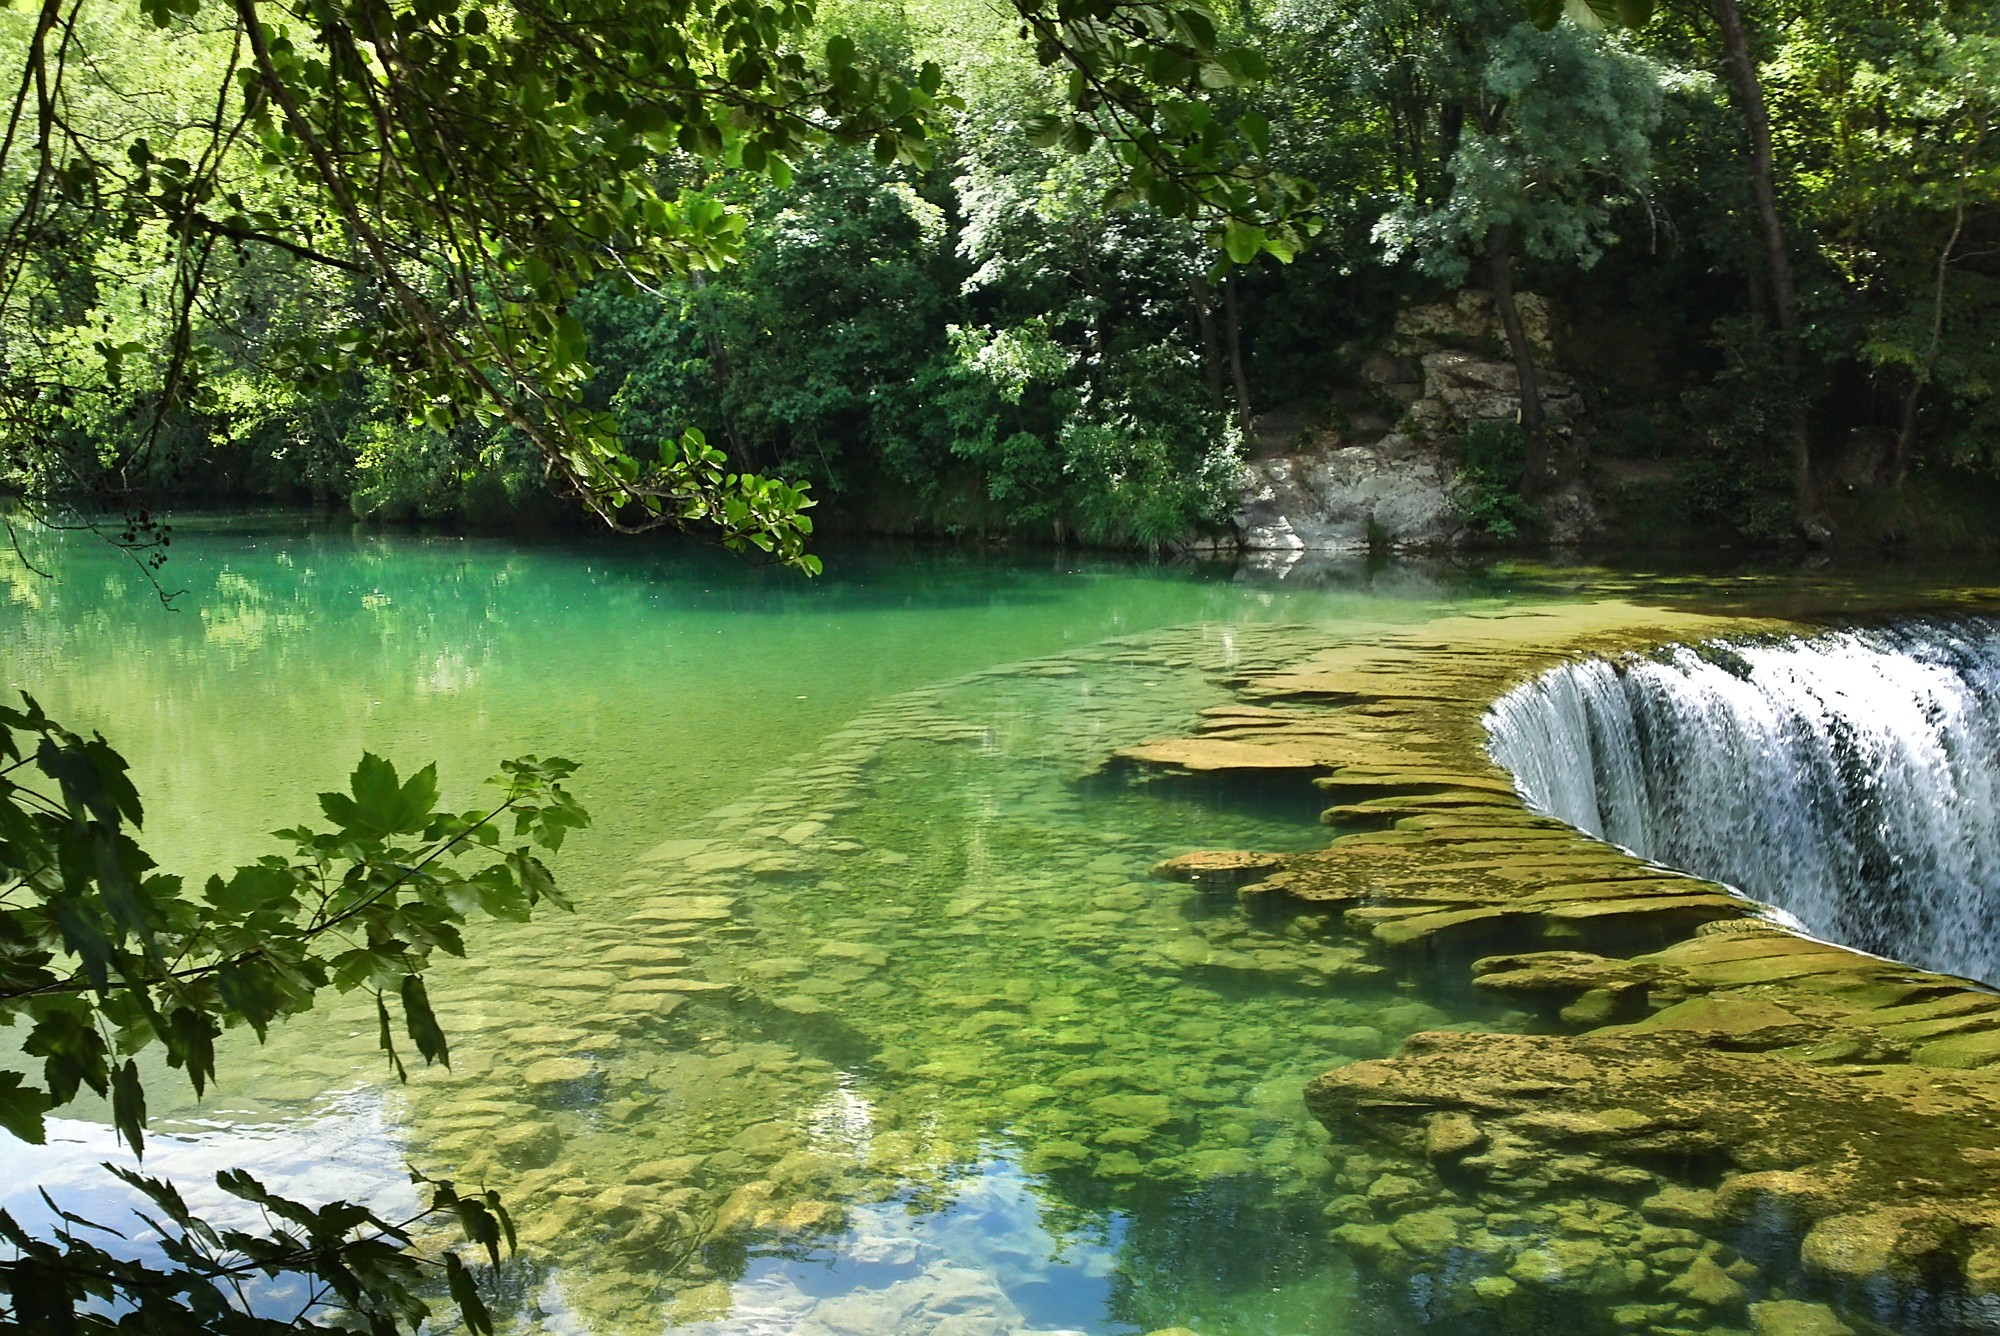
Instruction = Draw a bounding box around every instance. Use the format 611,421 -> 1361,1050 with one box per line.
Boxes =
1222,270 -> 1255,441
687,269 -> 750,465
1190,271 -> 1225,412
1488,222 -> 1548,500
1712,0 -> 1821,533
1435,104 -> 1465,209
1888,189 -> 1967,488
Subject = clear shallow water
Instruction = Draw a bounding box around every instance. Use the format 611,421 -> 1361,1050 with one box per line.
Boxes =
3,521 -> 1545,1334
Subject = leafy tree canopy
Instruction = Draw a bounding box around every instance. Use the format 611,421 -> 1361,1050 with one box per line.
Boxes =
0,0 -> 1314,571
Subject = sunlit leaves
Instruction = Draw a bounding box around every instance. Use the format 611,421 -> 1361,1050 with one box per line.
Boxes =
3,0 -> 961,572
1369,17 -> 1664,285
317,755 -> 439,838
1008,0 -> 1321,264
0,698 -> 575,1104
2,0 -> 1336,568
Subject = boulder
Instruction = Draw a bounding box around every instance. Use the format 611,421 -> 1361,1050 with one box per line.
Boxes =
1800,1207 -> 1962,1284
1233,444 -> 1459,553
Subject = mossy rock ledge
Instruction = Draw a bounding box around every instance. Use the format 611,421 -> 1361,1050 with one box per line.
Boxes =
1121,600 -> 2000,1335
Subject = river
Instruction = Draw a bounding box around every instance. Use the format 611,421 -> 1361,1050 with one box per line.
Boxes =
6,520 -> 1997,1335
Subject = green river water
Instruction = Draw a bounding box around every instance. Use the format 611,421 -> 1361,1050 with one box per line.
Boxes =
0,519 -> 1895,1335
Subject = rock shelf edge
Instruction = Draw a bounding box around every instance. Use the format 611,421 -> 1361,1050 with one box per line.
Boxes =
1126,600 -> 2000,1336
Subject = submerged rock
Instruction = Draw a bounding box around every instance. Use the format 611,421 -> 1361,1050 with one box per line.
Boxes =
1149,849 -> 1285,885
521,1056 -> 596,1086
1747,1299 -> 1854,1335
1800,1207 -> 1963,1284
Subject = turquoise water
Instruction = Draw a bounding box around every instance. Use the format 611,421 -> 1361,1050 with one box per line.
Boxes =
0,520 -> 1540,1334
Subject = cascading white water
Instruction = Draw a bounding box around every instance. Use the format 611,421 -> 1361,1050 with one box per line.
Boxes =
1484,621 -> 2000,985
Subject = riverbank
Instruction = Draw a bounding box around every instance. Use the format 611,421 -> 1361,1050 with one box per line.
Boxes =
1121,582 -> 2000,1333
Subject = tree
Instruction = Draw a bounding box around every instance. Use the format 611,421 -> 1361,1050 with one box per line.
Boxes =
1705,0 -> 1822,531
0,0 -> 1313,571
0,695 -> 590,1331
1359,3 -> 1664,495
1790,17 -> 2000,485
1558,0 -> 1999,533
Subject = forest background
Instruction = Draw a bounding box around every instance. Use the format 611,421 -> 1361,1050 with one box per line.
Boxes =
6,0 -> 1997,553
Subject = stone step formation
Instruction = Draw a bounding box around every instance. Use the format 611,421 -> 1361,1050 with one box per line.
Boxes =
1114,592 -> 2000,1336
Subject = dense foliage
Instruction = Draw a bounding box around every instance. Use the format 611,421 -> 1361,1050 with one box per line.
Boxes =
0,0 -> 1309,567
5,0 -> 1991,545
4,0 -> 1994,545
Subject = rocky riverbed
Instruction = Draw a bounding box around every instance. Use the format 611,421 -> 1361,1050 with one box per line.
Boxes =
1114,583 -> 2000,1334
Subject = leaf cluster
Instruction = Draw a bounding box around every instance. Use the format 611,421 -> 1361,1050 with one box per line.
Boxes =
4,1166 -> 515,1336
0,695 -> 589,1332
0,0 -> 1321,571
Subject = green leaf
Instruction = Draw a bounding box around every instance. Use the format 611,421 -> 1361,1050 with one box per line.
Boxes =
446,1251 -> 494,1336
0,1073 -> 52,1144
164,1006 -> 218,1096
1058,120 -> 1097,154
1222,220 -> 1261,265
25,1007 -> 108,1107
47,892 -> 115,995
401,973 -> 450,1069
376,991 -> 408,1082
111,1059 -> 147,1159
323,755 -> 439,837
204,864 -> 300,917
1022,114 -> 1065,149
485,1189 -> 517,1255
1237,110 -> 1270,156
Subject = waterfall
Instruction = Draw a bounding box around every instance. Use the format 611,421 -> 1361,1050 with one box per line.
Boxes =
1483,621 -> 2000,986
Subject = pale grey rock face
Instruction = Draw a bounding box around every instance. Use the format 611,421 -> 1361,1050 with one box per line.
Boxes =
1390,289 -> 1555,359
1229,290 -> 1604,552
1232,445 -> 1461,554
1421,350 -> 1583,430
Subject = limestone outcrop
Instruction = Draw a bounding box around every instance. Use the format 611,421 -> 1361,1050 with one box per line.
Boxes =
1232,291 -> 1598,555
1231,435 -> 1460,554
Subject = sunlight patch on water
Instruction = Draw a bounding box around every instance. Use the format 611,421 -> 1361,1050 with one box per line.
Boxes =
660,1155 -> 1115,1336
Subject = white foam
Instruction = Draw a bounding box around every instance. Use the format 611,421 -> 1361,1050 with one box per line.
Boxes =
1484,623 -> 2000,984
